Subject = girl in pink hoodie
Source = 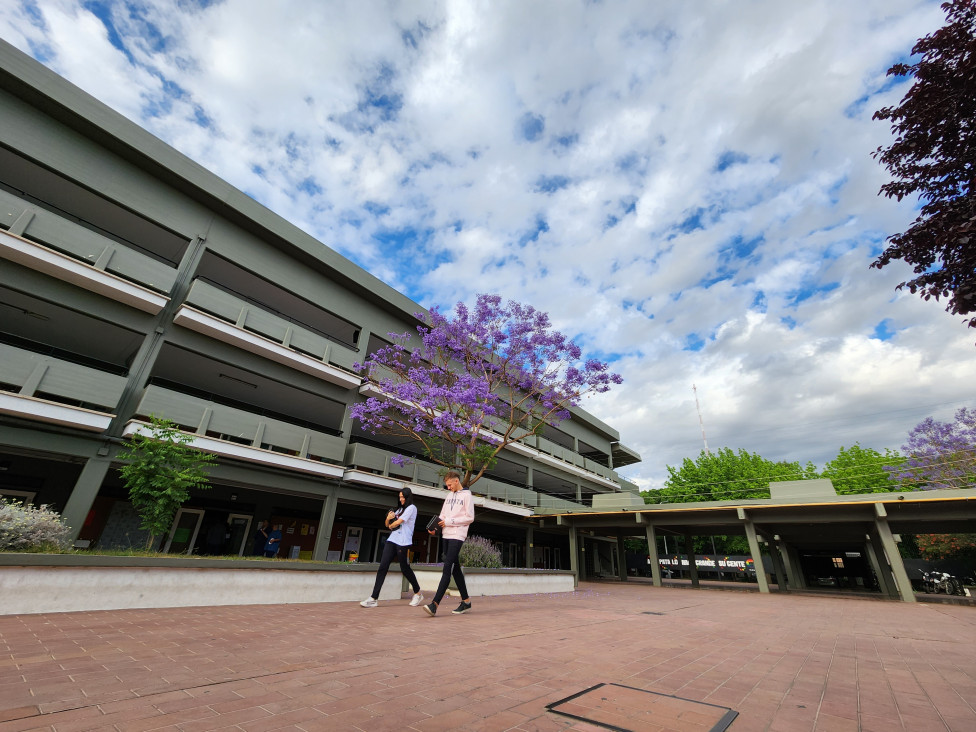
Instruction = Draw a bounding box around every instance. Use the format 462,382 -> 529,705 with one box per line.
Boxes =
423,471 -> 474,616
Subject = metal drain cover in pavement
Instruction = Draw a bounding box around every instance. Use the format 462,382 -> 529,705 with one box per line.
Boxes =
546,682 -> 738,732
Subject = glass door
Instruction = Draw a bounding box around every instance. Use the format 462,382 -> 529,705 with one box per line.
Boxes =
227,514 -> 252,556
163,508 -> 204,554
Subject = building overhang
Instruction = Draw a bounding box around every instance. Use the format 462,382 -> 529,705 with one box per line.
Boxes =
534,489 -> 976,548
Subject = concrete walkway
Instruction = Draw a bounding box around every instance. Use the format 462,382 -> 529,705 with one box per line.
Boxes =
1,581 -> 973,731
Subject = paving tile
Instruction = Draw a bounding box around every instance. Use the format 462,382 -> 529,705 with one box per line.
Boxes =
0,581 -> 974,732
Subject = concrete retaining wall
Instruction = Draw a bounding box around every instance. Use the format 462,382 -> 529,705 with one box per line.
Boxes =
0,555 -> 575,615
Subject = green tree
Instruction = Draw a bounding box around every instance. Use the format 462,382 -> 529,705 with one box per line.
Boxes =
821,444 -> 905,494
644,448 -> 818,504
118,416 -> 216,550
643,448 -> 818,556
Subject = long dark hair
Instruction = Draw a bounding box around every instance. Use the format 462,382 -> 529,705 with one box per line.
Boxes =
394,486 -> 414,516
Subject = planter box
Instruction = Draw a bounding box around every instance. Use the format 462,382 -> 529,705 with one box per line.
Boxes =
0,554 -> 574,615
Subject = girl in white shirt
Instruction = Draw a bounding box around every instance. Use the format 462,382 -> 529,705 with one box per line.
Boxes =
360,487 -> 424,607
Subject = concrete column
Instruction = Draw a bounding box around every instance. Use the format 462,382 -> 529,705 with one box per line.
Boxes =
568,526 -> 580,587
312,488 -> 339,561
645,524 -> 662,587
525,525 -> 534,569
864,535 -> 895,598
776,539 -> 801,590
106,235 -> 209,437
768,538 -> 790,591
682,533 -> 699,588
739,508 -> 770,594
617,536 -> 627,581
61,455 -> 114,541
787,546 -> 807,588
874,504 -> 915,602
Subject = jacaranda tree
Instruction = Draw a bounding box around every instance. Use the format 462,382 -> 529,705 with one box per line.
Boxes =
886,407 -> 976,490
349,294 -> 622,488
872,0 -> 976,330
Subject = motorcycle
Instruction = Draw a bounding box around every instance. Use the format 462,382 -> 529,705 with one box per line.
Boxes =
921,570 -> 963,596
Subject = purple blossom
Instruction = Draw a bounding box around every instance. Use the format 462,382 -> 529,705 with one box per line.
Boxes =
348,293 -> 623,487
885,407 -> 976,490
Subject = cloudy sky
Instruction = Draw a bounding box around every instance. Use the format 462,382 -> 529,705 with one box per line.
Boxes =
2,0 -> 973,490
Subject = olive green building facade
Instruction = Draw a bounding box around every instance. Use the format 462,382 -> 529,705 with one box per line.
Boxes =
0,40 -> 640,566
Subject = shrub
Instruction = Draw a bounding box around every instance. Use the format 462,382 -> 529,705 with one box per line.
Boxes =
0,499 -> 72,552
460,535 -> 502,568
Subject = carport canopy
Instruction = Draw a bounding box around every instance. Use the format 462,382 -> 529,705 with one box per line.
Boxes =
532,480 -> 976,603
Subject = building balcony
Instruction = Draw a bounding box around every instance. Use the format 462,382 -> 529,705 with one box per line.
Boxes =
343,442 -> 590,515
0,342 -> 126,413
133,384 -> 346,470
358,381 -> 622,491
0,189 -> 175,312
173,279 -> 361,388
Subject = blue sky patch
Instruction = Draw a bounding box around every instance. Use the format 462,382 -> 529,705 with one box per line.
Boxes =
519,112 -> 545,142
714,150 -> 748,172
297,177 -> 322,197
752,290 -> 767,313
788,281 -> 840,306
81,2 -> 133,62
720,234 -> 763,263
535,175 -> 571,194
363,201 -> 390,216
683,333 -> 705,351
519,218 -> 549,246
872,318 -> 896,341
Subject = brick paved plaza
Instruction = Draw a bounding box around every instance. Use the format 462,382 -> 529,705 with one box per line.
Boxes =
1,581 -> 973,731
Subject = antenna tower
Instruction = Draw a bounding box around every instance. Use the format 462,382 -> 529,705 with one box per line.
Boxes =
693,384 -> 711,456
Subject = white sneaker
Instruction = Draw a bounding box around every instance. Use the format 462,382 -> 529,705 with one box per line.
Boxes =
409,592 -> 425,607
360,597 -> 378,608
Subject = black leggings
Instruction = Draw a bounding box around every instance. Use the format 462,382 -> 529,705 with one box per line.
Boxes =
433,538 -> 469,605
370,541 -> 420,598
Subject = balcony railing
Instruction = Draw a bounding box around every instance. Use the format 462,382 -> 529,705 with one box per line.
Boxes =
179,279 -> 360,377
343,442 -> 589,513
134,384 -> 346,464
0,188 -> 178,295
0,343 -> 126,412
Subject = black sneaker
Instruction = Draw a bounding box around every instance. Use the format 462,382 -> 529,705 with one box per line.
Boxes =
452,601 -> 472,615
423,602 -> 437,616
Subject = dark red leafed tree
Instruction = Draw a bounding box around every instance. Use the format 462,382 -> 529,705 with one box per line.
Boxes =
872,0 -> 976,330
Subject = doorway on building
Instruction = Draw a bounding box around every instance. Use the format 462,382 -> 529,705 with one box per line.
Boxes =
163,507 -> 204,554
226,513 -> 252,556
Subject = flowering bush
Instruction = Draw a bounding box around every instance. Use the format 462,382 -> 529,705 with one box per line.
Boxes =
460,535 -> 502,568
0,499 -> 72,552
916,533 -> 976,561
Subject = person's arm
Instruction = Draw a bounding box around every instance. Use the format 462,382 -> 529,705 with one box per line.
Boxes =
457,491 -> 475,526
